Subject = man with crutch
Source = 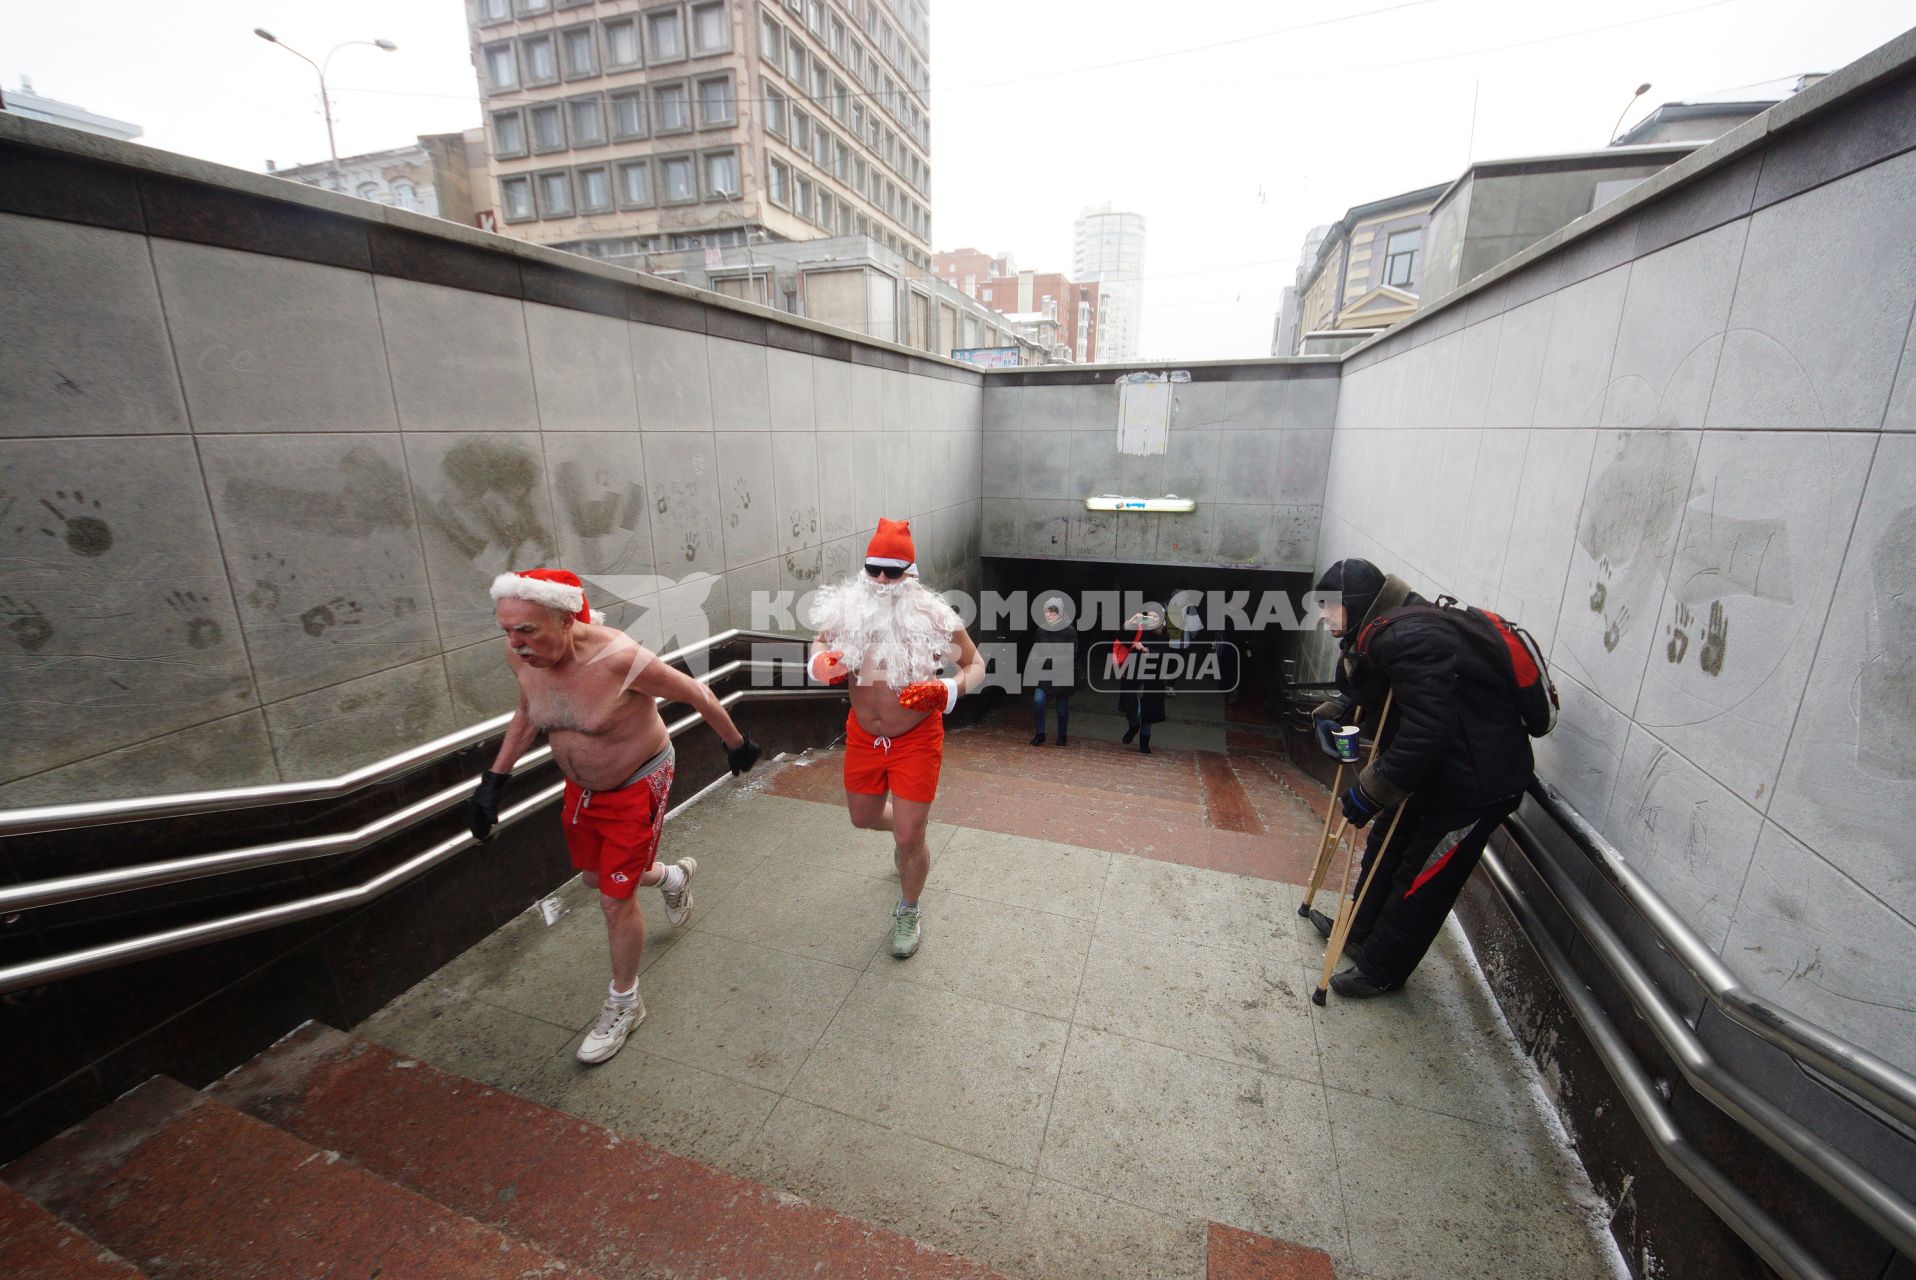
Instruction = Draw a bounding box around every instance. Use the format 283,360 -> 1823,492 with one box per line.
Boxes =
1302,559 -> 1535,1000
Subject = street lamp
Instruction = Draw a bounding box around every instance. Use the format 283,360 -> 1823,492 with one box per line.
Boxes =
1610,82 -> 1653,145
254,28 -> 398,190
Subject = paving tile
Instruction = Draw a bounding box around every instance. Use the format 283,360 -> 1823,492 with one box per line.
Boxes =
740,1097 -> 1033,1261
1039,1027 -> 1349,1263
353,986 -> 577,1094
936,827 -> 1114,921
789,972 -> 1070,1170
694,860 -> 897,970
1329,1084 -> 1612,1280
633,929 -> 860,1091
520,1042 -> 780,1171
1099,853 -> 1305,952
1075,930 -> 1320,1083
990,1178 -> 1207,1280
863,887 -> 1095,1020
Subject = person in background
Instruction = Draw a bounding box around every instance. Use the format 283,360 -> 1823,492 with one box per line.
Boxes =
1117,611 -> 1168,754
1030,598 -> 1078,746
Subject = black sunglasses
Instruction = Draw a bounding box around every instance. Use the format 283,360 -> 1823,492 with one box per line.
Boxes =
864,563 -> 906,579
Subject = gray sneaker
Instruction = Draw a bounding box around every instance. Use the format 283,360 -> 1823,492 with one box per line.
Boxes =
661,857 -> 696,927
577,992 -> 645,1064
889,903 -> 922,959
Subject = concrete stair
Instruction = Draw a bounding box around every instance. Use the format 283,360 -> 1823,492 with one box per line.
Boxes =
1,1023 -> 1013,1280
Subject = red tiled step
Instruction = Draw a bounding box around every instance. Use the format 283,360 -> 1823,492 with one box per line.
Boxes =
0,1182 -> 145,1279
214,1022 -> 1013,1280
3,1076 -> 595,1280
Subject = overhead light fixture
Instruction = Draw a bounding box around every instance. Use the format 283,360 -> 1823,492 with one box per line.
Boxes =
1084,494 -> 1196,513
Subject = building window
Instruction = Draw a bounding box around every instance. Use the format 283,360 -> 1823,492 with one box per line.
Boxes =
521,34 -> 559,85
703,149 -> 740,198
660,154 -> 697,204
478,0 -> 511,23
812,125 -> 831,168
536,169 -> 573,218
791,108 -> 811,151
794,174 -> 813,221
483,41 -> 518,90
832,135 -> 848,181
697,75 -> 735,127
356,181 -> 384,203
603,17 -> 640,67
829,75 -> 848,123
784,36 -> 804,83
576,165 -> 614,213
768,155 -> 791,206
609,90 -> 647,140
616,159 -> 654,208
764,85 -> 788,137
392,181 -> 420,211
645,8 -> 685,62
828,13 -> 846,55
491,108 -> 527,158
517,0 -> 551,14
529,103 -> 566,153
567,94 -> 607,147
691,1 -> 730,54
759,10 -> 782,63
1383,228 -> 1422,289
561,25 -> 597,78
653,82 -> 691,132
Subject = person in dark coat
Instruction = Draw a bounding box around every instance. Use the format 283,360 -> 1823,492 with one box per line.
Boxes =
1117,611 -> 1169,754
1030,599 -> 1078,746
1308,558 -> 1535,999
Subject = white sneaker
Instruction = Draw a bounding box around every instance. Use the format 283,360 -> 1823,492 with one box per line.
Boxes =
661,857 -> 696,927
577,992 -> 645,1064
889,903 -> 922,959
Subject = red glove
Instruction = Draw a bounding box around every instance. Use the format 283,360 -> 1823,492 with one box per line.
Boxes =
899,678 -> 958,713
808,649 -> 850,685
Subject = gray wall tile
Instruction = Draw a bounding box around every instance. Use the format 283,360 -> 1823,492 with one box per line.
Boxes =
813,357 -> 853,431
0,710 -> 277,807
641,431 -> 724,578
0,435 -> 257,783
1532,266 -> 1627,429
708,336 -> 771,430
1707,148 -> 1916,430
264,656 -> 455,780
198,433 -> 438,703
816,430 -> 858,542
1483,295 -> 1553,430
767,347 -> 817,432
716,431 -> 778,567
1022,431 -> 1073,500
403,431 -> 560,646
0,213 -> 186,436
377,277 -> 537,432
1602,222 -> 1745,432
525,303 -> 639,432
156,240 -> 395,434
773,432 -> 822,554
541,430 -> 655,581
632,323 -> 713,431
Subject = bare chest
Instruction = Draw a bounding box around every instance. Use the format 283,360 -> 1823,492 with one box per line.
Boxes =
521,668 -> 632,735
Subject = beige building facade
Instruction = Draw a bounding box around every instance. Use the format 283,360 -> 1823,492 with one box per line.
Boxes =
467,0 -> 931,268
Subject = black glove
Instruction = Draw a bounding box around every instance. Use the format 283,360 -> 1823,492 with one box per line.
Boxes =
726,732 -> 763,777
469,769 -> 510,841
1311,698 -> 1349,760
1340,778 -> 1384,828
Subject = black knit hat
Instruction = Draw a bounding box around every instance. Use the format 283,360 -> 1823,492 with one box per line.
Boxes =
1313,558 -> 1386,626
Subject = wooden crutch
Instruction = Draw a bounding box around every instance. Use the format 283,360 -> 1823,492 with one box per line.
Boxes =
1311,799 -> 1410,1007
1297,690 -> 1393,918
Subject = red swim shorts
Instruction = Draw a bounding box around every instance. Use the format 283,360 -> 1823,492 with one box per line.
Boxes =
842,709 -> 944,804
561,762 -> 674,899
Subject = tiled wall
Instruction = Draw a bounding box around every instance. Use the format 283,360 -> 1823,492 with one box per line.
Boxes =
1311,48 -> 1916,1071
0,117 -> 982,805
979,367 -> 1340,570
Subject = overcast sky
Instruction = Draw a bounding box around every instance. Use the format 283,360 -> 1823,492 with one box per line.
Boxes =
4,0 -> 1909,359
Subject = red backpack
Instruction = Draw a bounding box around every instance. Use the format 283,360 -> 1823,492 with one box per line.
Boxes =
1355,596 -> 1558,737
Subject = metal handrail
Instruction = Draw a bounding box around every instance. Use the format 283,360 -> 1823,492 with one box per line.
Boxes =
1502,814 -> 1916,1262
1528,779 -> 1916,1134
0,629 -> 809,838
0,684 -> 842,996
0,658 -> 809,916
1480,846 -> 1838,1280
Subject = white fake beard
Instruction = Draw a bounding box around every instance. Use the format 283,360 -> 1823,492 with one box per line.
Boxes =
805,573 -> 962,688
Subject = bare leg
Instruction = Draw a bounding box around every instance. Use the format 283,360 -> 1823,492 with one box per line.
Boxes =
846,790 -> 894,833
890,796 -> 933,902
583,871 -> 647,991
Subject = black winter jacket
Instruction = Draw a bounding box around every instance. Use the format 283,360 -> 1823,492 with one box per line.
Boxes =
1333,577 -> 1533,815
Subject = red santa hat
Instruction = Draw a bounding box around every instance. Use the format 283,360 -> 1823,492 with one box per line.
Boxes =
865,517 -> 917,575
489,567 -> 600,624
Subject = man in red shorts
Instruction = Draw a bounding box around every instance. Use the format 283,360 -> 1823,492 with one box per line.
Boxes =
806,519 -> 984,958
467,568 -> 761,1063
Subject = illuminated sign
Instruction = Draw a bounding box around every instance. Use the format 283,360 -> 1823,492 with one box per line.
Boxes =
1084,494 -> 1197,513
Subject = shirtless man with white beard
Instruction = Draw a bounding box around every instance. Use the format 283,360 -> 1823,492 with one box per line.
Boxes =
468,568 -> 761,1064
806,519 -> 985,958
